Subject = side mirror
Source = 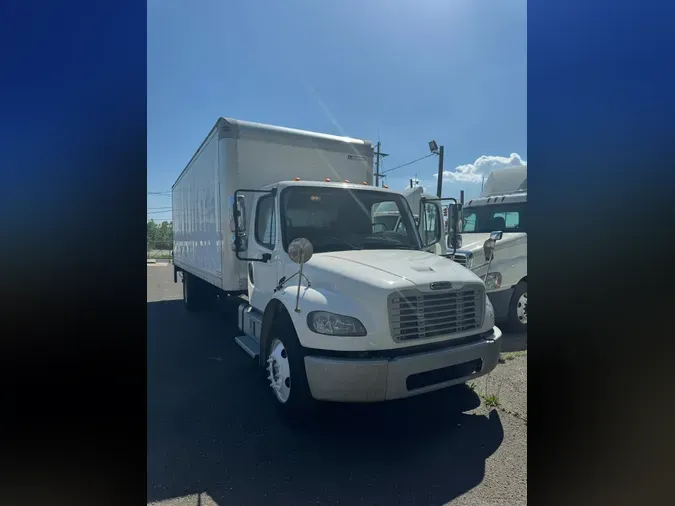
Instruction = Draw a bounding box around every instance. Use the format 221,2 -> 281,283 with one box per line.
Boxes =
230,233 -> 249,252
229,195 -> 248,252
483,238 -> 495,262
288,238 -> 314,313
229,195 -> 247,233
447,233 -> 462,250
483,231 -> 501,262
288,238 -> 314,264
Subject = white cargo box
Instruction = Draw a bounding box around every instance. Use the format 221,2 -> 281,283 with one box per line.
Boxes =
480,166 -> 527,198
172,117 -> 374,292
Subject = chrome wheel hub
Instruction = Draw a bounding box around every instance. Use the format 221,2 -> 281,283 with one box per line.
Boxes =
266,338 -> 291,403
516,292 -> 527,324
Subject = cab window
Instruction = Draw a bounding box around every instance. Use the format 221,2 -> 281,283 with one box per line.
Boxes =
255,195 -> 276,249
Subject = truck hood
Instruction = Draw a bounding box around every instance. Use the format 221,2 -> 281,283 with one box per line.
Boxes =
304,249 -> 483,291
460,232 -> 526,253
456,233 -> 527,273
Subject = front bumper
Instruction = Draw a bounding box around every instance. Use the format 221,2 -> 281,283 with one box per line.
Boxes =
303,327 -> 502,402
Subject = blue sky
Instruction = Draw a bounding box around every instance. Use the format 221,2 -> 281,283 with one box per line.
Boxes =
148,0 -> 526,222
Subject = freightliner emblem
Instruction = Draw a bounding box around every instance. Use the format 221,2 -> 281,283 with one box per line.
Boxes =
430,281 -> 452,290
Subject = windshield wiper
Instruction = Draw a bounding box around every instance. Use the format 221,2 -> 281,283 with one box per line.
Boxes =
361,243 -> 417,250
318,235 -> 362,250
361,237 -> 417,250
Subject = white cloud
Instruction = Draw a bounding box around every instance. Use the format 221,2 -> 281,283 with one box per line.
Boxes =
435,153 -> 527,184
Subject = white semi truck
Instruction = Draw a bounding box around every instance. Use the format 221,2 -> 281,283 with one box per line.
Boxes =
452,166 -> 527,332
172,117 -> 502,418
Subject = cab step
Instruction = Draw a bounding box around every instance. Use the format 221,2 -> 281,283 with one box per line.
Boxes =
235,334 -> 260,359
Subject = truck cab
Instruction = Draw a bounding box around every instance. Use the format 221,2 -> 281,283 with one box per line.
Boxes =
231,179 -> 502,416
451,166 -> 527,332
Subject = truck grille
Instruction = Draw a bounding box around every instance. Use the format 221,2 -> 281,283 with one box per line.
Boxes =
388,287 -> 484,342
450,253 -> 468,267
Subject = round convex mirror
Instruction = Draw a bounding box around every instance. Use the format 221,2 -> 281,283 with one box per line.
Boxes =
288,238 -> 314,264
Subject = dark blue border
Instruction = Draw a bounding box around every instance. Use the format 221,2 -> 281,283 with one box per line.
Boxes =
1,0 -> 674,503
1,1 -> 146,505
529,0 -> 674,503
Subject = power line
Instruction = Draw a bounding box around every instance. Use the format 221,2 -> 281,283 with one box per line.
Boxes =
148,191 -> 171,195
380,153 -> 435,176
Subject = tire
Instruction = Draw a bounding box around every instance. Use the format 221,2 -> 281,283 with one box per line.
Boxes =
504,281 -> 527,333
264,320 -> 316,423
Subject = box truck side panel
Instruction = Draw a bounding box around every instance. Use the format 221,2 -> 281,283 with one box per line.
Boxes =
218,136 -> 245,292
172,131 -> 223,287
236,138 -> 373,189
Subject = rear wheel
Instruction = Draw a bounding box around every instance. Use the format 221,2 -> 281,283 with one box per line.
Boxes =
505,281 -> 527,333
265,322 -> 316,422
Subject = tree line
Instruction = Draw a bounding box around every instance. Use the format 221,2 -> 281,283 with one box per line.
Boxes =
147,220 -> 173,250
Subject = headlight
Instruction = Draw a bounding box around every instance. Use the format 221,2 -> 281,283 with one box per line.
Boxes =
307,311 -> 367,336
484,272 -> 502,290
485,295 -> 494,320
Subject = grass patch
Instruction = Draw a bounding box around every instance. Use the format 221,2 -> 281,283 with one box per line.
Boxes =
480,374 -> 502,410
483,394 -> 500,408
501,351 -> 527,361
148,250 -> 173,260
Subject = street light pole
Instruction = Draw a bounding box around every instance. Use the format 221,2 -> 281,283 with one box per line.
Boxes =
435,145 -> 444,198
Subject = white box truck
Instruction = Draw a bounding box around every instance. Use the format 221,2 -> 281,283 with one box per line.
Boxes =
451,166 -> 527,332
172,117 -> 502,418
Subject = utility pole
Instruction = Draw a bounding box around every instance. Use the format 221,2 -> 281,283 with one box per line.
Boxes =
435,145 -> 445,198
374,141 -> 389,187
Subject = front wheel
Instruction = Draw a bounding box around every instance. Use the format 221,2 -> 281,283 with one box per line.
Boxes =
505,281 -> 527,333
265,329 -> 316,421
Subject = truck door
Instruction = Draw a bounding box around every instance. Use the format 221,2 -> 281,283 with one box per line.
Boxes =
247,193 -> 282,311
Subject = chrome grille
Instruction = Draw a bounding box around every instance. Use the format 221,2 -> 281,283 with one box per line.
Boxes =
388,287 -> 484,342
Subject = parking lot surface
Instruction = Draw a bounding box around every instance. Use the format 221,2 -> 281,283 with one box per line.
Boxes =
148,264 -> 527,506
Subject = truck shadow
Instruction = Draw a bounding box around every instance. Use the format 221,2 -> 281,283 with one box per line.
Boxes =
147,299 -> 505,506
499,330 -> 527,353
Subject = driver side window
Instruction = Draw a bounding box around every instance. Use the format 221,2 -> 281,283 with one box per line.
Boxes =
255,195 -> 276,250
463,212 -> 476,232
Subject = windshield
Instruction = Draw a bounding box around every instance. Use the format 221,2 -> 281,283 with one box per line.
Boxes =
372,214 -> 400,232
462,202 -> 526,234
280,187 -> 422,253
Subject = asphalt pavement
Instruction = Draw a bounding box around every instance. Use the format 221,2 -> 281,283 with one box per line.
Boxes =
147,264 -> 527,506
